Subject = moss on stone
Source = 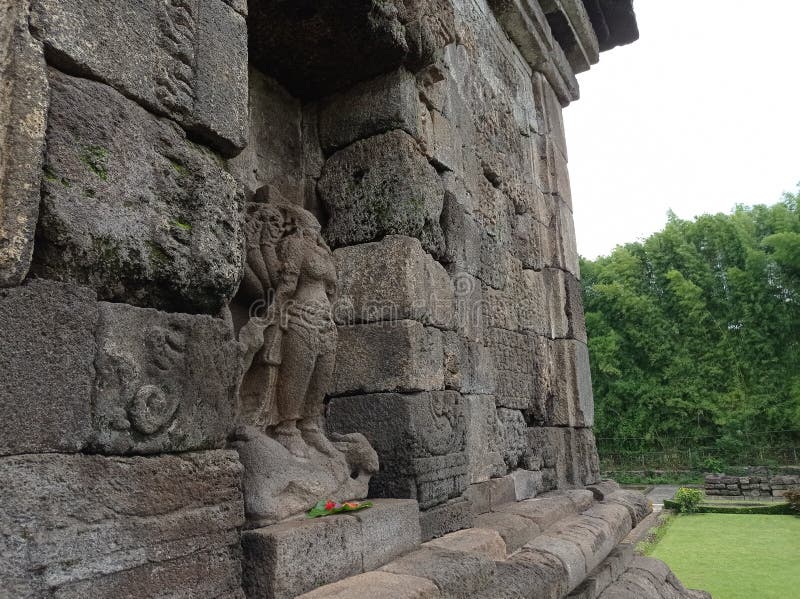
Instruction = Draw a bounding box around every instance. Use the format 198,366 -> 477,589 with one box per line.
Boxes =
146,241 -> 169,266
43,165 -> 72,187
169,160 -> 190,177
171,219 -> 192,232
79,145 -> 109,181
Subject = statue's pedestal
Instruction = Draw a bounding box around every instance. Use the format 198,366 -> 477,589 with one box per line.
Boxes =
241,499 -> 421,599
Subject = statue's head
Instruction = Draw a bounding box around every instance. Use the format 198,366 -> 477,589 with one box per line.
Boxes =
262,205 -> 285,244
281,204 -> 322,238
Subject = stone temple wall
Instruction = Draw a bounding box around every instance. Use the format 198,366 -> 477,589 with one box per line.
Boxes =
1,1 -> 708,598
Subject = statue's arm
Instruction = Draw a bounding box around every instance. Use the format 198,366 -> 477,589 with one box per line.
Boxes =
244,220 -> 271,295
268,236 -> 302,329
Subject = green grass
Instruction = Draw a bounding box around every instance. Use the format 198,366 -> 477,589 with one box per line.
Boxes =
650,514 -> 800,599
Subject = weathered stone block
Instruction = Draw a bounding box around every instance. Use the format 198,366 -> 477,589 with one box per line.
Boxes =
558,200 -> 581,277
462,395 -> 505,484
248,0 -> 454,98
297,572 -> 441,599
497,408 -> 529,469
528,426 -> 600,488
553,489 -> 596,513
242,516 -> 362,599
31,0 -> 248,156
443,334 -> 497,395
334,235 -> 454,328
319,130 -> 445,256
91,302 -> 240,454
542,0 -> 600,75
512,212 -> 549,272
485,328 -> 536,410
526,426 -> 563,484
515,268 -> 550,337
331,321 -> 444,395
419,497 -> 475,542
441,195 -> 482,278
486,0 -> 579,104
319,69 -> 421,154
565,271 -> 588,342
546,514 -> 621,577
541,268 -> 570,338
380,546 -> 495,598
474,511 -> 540,554
0,0 -> 48,287
523,535 -> 588,591
355,499 -> 422,571
505,549 -> 570,599
227,68 -> 307,204
603,490 -> 651,528
587,480 -> 621,501
530,338 -> 594,427
463,483 -> 491,515
511,469 -> 546,500
33,71 -> 244,314
495,495 -> 577,531
328,391 -> 467,509
419,103 -> 461,173
0,450 -> 244,598
54,546 -> 245,599
425,528 -> 507,560
0,280 -> 95,456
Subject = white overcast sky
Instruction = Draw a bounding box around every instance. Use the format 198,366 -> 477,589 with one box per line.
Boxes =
564,0 -> 800,259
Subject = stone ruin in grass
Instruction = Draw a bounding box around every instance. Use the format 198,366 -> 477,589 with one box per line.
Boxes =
1,0 -> 711,597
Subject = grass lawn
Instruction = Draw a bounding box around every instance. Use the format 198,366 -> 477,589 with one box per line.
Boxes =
650,514 -> 800,599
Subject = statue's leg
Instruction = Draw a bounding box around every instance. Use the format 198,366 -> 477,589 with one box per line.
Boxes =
298,349 -> 338,456
272,326 -> 315,458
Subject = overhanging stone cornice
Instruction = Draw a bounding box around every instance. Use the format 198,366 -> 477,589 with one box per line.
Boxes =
487,0 -> 580,105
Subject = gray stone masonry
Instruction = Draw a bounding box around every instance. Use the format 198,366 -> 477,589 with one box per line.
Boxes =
33,71 -> 243,314
0,0 -> 706,598
301,485 -> 705,599
242,499 -> 421,599
705,473 -> 800,497
30,0 -> 248,156
0,450 -> 244,597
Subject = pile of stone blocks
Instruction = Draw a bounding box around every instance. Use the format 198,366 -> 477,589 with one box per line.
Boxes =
705,473 -> 800,498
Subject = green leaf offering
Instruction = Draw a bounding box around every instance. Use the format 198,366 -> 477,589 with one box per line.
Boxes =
306,500 -> 373,518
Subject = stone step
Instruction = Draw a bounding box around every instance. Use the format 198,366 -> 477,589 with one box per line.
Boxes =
566,544 -> 634,599
242,499 -> 421,599
295,486 -> 700,599
597,557 -> 712,599
300,488 -> 644,598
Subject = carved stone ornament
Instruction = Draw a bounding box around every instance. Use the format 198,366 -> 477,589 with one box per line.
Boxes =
230,194 -> 378,526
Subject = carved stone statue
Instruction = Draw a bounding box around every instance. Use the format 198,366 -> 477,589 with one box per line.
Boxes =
231,194 -> 378,526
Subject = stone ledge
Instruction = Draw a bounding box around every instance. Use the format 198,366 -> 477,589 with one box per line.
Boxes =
598,556 -> 710,599
380,546 -> 496,599
487,0 -> 580,105
296,571 -> 441,599
586,479 -> 621,501
423,528 -> 507,561
242,499 -> 421,599
300,485 -> 709,599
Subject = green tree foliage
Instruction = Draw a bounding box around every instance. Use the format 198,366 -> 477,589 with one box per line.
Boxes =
581,189 -> 800,455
